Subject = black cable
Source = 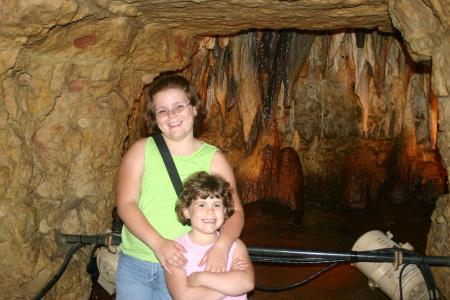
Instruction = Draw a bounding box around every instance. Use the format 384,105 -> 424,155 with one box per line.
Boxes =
86,244 -> 101,282
88,244 -> 100,263
419,264 -> 439,300
33,243 -> 83,300
60,233 -> 121,246
255,262 -> 340,292
251,255 -> 346,264
395,248 -> 440,300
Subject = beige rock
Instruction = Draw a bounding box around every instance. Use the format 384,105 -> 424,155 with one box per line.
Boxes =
0,0 -> 79,36
389,0 -> 450,96
432,38 -> 450,96
0,37 -> 26,75
427,194 -> 450,298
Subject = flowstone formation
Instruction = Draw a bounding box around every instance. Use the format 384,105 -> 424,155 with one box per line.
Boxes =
0,0 -> 449,299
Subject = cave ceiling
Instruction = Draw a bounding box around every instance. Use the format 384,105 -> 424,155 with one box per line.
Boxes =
134,0 -> 393,33
0,0 -> 393,39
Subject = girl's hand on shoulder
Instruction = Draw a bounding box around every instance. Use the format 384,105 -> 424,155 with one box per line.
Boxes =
199,241 -> 229,272
154,238 -> 187,274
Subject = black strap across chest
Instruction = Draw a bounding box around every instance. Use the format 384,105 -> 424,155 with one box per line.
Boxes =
153,132 -> 183,196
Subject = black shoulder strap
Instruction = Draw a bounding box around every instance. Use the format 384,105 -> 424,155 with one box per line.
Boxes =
153,132 -> 183,196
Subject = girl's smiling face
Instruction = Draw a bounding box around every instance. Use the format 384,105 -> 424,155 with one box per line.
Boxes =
153,88 -> 196,141
183,196 -> 226,242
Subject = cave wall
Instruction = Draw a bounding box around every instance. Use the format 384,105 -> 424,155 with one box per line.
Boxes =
0,0 -> 449,299
0,10 -> 195,300
388,0 -> 450,294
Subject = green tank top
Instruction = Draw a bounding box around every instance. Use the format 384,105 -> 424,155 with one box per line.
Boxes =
120,137 -> 217,262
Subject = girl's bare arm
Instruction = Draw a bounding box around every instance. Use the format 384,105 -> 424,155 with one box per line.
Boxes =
116,138 -> 186,273
165,268 -> 225,300
189,239 -> 255,296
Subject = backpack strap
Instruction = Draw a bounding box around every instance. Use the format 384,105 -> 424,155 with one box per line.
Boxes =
153,132 -> 183,196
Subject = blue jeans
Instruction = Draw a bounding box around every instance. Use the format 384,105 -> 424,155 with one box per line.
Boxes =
116,252 -> 172,300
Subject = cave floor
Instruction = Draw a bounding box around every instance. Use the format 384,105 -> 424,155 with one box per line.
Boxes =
90,198 -> 433,300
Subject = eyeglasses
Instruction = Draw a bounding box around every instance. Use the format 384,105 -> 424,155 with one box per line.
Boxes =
154,103 -> 192,119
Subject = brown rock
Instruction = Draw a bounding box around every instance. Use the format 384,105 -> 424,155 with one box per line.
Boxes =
341,142 -> 390,209
277,147 -> 304,211
73,33 -> 97,49
236,125 -> 303,211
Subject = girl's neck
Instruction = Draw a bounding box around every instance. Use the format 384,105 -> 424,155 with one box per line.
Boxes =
187,230 -> 219,246
163,134 -> 201,156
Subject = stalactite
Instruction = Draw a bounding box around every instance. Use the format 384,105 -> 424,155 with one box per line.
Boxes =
371,32 -> 389,98
327,31 -> 346,73
399,45 -> 415,149
355,61 -> 371,136
214,40 -> 228,121
363,33 -> 376,72
204,74 -> 219,127
429,92 -> 438,149
410,72 -> 431,145
285,32 -> 315,108
183,45 -> 211,103
182,28 -> 443,211
355,30 -> 367,48
308,33 -> 329,78
422,66 -> 438,150
219,43 -> 237,112
264,31 -> 288,123
256,30 -> 279,123
231,33 -> 261,151
352,31 -> 376,137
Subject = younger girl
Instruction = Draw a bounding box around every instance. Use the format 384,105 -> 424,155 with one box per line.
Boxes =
165,171 -> 254,300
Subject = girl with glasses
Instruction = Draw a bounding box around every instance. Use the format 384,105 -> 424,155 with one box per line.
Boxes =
115,74 -> 245,299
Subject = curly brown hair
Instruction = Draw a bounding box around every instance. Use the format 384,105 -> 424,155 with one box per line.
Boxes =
144,73 -> 201,134
175,171 -> 234,226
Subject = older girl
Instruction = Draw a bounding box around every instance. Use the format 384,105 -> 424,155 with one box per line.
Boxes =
115,74 -> 244,300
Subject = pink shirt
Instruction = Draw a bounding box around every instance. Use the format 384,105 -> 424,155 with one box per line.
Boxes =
176,233 -> 247,300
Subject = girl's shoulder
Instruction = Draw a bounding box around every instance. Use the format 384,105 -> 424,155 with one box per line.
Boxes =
193,140 -> 218,157
131,137 -> 149,147
231,239 -> 250,257
234,238 -> 247,249
200,140 -> 218,150
127,138 -> 149,154
121,138 -> 149,163
210,150 -> 235,179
